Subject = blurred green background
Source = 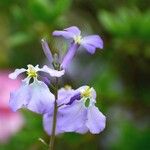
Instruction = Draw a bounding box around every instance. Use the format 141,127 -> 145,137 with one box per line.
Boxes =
0,0 -> 150,150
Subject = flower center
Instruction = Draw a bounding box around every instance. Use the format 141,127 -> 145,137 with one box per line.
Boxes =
74,35 -> 82,44
81,86 -> 92,98
27,65 -> 37,78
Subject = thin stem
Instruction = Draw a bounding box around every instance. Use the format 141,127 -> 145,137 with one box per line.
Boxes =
49,78 -> 58,150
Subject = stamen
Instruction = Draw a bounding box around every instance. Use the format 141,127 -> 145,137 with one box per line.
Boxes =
81,86 -> 92,98
74,35 -> 82,44
27,65 -> 38,78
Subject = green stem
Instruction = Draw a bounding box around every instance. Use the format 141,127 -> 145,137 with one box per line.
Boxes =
49,78 -> 58,150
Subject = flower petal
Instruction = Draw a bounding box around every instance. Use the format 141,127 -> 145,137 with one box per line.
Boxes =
43,112 -> 64,135
42,65 -> 65,77
86,105 -> 106,134
82,35 -> 103,49
59,100 -> 87,132
81,44 -> 96,54
57,88 -> 75,105
64,26 -> 81,36
61,43 -> 79,69
9,82 -> 30,111
9,68 -> 26,79
81,35 -> 103,54
75,126 -> 88,134
53,26 -> 80,39
27,79 -> 55,114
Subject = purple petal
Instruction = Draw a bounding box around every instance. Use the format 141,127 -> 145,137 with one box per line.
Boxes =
59,101 -> 87,132
41,39 -> 53,64
66,92 -> 81,105
64,26 -> 81,36
86,105 -> 106,134
57,88 -> 75,106
81,35 -> 103,54
41,76 -> 51,86
9,68 -> 26,79
9,82 -> 30,111
43,112 -> 64,135
42,65 -> 65,77
75,126 -> 88,134
27,79 -> 55,114
53,26 -> 80,39
61,43 -> 79,69
81,44 -> 96,54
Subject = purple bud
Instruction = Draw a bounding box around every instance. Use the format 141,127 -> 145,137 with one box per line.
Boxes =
41,39 -> 53,64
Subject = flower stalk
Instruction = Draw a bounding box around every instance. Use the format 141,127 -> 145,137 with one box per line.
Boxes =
49,62 -> 59,150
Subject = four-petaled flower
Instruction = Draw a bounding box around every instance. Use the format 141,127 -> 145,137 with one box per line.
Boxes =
53,26 -> 103,69
9,64 -> 64,114
43,86 -> 106,135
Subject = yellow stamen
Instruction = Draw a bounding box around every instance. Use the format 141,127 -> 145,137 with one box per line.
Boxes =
74,35 -> 82,44
27,65 -> 37,78
81,86 -> 92,98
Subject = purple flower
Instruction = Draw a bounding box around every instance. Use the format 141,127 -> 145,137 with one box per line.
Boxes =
43,86 -> 106,135
9,64 -> 64,114
53,26 -> 103,69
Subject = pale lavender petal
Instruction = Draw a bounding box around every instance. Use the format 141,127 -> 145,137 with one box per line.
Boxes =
9,68 -> 26,79
41,39 -> 53,64
53,26 -> 80,39
81,44 -> 96,54
75,126 -> 88,134
82,35 -> 103,49
57,88 -> 75,105
61,43 -> 79,69
42,65 -> 65,77
27,79 -> 55,114
43,113 -> 64,135
86,105 -> 106,134
9,82 -> 30,111
59,101 -> 87,132
81,35 -> 103,54
64,26 -> 81,36
53,31 -> 74,39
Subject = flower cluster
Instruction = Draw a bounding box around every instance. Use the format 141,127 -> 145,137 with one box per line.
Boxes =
9,26 -> 106,139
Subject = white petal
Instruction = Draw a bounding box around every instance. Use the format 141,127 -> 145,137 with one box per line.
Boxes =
42,65 -> 65,77
9,68 -> 26,79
